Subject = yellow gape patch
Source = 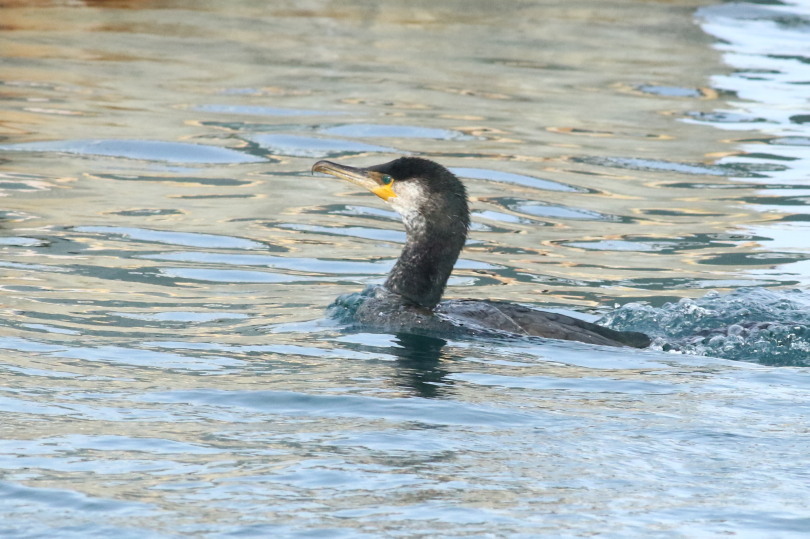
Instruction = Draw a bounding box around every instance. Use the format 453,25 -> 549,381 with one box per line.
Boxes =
371,183 -> 397,201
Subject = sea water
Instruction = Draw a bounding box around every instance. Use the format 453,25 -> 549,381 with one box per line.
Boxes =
0,1 -> 808,536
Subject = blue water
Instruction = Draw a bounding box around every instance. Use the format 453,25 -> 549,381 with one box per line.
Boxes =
0,1 -> 809,537
601,0 -> 810,367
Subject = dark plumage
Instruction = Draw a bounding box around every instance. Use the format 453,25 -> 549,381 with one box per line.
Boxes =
312,157 -> 650,348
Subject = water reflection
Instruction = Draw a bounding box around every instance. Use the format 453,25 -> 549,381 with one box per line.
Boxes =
336,333 -> 453,398
389,334 -> 453,399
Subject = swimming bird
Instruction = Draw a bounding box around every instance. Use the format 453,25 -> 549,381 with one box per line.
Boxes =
312,157 -> 650,348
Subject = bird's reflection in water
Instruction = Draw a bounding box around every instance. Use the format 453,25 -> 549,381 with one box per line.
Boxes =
389,333 -> 454,399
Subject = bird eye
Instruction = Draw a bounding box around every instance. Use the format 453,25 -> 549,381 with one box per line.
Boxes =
381,175 -> 394,185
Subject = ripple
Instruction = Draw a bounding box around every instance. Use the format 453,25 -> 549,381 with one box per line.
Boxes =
684,111 -> 769,125
0,139 -> 264,164
770,136 -> 810,147
195,104 -> 341,116
471,210 -> 536,225
700,252 -> 809,267
489,197 -> 621,222
564,240 -> 663,252
69,345 -> 246,370
575,156 -> 739,177
451,167 -> 580,192
248,134 -> 397,158
143,251 -> 394,274
452,373 -> 678,394
0,172 -> 59,192
0,338 -> 244,371
2,434 -> 221,456
561,234 -> 760,254
111,311 -> 249,323
306,204 -> 398,221
0,260 -> 71,273
516,203 -> 612,221
21,324 -> 82,336
159,268 -> 306,284
143,389 -> 538,427
281,224 -> 407,243
110,209 -> 184,217
73,226 -> 267,250
320,124 -> 471,140
0,480 -> 154,514
93,173 -> 251,186
635,84 -> 705,98
0,237 -> 47,247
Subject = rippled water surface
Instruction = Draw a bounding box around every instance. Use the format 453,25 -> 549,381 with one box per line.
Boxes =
1,0 -> 809,536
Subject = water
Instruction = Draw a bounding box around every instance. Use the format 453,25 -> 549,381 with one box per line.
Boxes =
1,0 -> 809,536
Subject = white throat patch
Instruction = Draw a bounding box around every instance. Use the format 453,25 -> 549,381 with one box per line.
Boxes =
387,181 -> 428,234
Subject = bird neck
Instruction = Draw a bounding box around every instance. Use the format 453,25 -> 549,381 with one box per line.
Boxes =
384,211 -> 467,309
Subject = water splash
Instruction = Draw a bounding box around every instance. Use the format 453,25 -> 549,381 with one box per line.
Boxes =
601,288 -> 810,366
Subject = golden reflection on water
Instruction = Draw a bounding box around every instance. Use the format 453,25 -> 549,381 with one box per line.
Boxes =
0,0 -> 785,323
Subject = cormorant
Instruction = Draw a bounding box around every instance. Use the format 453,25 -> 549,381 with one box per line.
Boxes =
312,157 -> 650,348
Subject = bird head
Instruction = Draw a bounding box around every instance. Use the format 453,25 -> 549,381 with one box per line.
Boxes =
312,157 -> 469,233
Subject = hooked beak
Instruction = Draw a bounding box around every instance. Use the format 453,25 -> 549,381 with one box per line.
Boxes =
311,160 -> 396,201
